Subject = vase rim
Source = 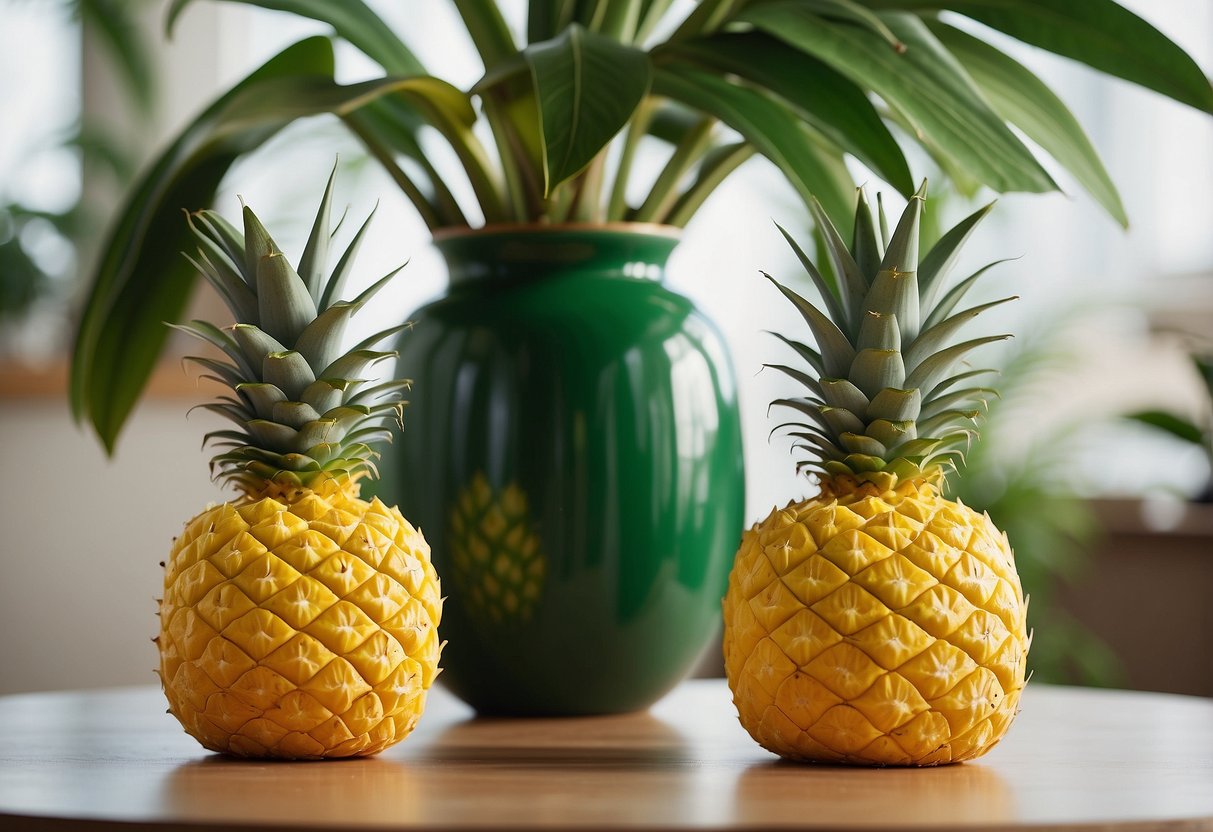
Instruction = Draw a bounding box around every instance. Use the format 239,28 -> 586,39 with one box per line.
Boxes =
432,221 -> 682,243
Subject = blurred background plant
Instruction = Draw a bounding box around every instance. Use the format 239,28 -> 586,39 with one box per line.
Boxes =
1126,346 -> 1213,503
0,0 -> 154,348
945,334 -> 1124,687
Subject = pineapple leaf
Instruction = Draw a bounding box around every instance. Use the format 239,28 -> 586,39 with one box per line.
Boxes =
866,418 -> 916,447
920,387 -> 998,421
840,431 -> 887,457
905,296 -> 1017,373
320,349 -> 397,380
257,252 -> 317,347
922,259 -> 1016,331
190,210 -> 247,280
183,251 -> 259,326
867,387 -> 922,423
770,398 -> 832,431
262,350 -> 317,401
166,321 -> 254,377
849,348 -> 907,399
270,401 -> 323,430
820,378 -> 870,414
237,382 -> 289,419
904,335 -> 1010,396
926,367 -> 999,401
297,161 -> 338,302
348,322 -> 412,355
319,205 -> 377,311
768,332 -> 826,377
182,355 -> 245,388
851,189 -> 883,281
917,200 -> 995,310
821,406 -> 865,436
855,310 -> 901,353
764,363 -> 824,398
300,378 -> 351,414
231,324 -> 288,372
762,272 -> 855,377
246,419 -> 300,452
807,196 -> 867,321
774,222 -> 849,327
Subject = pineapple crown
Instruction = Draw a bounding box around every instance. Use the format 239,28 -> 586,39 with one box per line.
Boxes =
767,182 -> 1014,486
173,166 -> 410,496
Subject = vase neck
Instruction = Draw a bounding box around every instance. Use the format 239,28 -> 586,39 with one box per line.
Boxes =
434,227 -> 680,286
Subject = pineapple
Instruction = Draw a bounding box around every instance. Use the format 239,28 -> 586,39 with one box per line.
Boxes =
724,185 -> 1029,766
156,173 -> 443,759
449,473 -> 546,624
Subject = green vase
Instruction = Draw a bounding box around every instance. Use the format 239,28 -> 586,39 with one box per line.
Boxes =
377,225 -> 744,715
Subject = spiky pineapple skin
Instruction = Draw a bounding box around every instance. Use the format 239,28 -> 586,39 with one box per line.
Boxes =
158,479 -> 442,759
449,473 -> 545,625
723,476 -> 1028,766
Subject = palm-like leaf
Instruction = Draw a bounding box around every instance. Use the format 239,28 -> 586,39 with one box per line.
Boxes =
73,0 -> 1213,449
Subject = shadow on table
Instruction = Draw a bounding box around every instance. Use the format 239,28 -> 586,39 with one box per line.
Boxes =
410,709 -> 694,772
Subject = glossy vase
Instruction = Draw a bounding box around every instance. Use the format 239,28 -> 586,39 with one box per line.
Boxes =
378,225 -> 744,715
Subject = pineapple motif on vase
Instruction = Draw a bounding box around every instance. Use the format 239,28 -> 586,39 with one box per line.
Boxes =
448,473 -> 547,626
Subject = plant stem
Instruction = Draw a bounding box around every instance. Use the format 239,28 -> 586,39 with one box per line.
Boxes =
568,155 -> 607,222
635,0 -> 677,44
668,0 -> 742,41
633,115 -> 715,223
607,96 -> 656,221
483,93 -> 535,221
344,116 -> 446,230
452,0 -> 517,69
599,0 -> 643,41
666,142 -> 755,227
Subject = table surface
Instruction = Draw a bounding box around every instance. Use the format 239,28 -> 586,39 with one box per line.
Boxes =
1,680 -> 1211,831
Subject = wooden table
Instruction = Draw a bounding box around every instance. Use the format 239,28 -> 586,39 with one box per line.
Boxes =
1,680 -> 1211,831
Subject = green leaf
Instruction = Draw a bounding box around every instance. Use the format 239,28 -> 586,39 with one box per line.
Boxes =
452,0 -> 518,70
795,0 -> 903,49
862,0 -> 1213,115
658,32 -> 913,194
166,0 -> 425,75
740,4 -> 1055,194
930,22 -> 1127,227
1127,410 -> 1205,446
528,0 -> 576,43
70,37 -> 337,453
525,24 -> 652,192
761,272 -> 856,377
918,200 -> 995,310
70,45 -> 465,452
654,66 -> 855,233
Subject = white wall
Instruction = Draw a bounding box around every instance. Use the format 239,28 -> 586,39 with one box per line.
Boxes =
0,401 -> 224,694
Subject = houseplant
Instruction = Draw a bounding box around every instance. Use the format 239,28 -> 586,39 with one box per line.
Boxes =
71,0 -> 1212,713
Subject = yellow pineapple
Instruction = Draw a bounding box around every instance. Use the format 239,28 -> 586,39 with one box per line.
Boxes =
449,473 -> 545,624
157,172 -> 442,759
724,185 -> 1029,766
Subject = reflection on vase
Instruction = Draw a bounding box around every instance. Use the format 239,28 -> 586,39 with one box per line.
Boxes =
449,473 -> 546,625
